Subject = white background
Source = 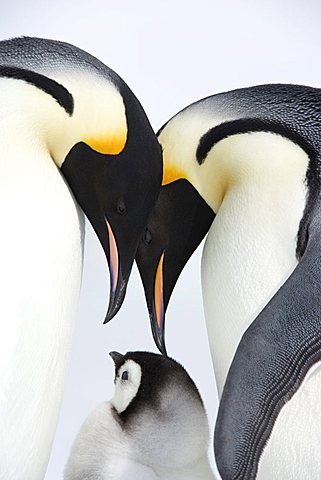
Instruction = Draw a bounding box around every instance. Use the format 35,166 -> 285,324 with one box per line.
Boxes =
1,1 -> 321,478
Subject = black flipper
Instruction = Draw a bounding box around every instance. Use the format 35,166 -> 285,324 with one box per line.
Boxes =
214,202 -> 321,479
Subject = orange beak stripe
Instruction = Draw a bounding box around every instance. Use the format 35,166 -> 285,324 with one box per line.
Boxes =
106,220 -> 119,293
154,252 -> 165,329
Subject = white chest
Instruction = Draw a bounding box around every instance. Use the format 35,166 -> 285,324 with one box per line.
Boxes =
199,132 -> 321,477
200,133 -> 309,394
0,141 -> 84,479
257,362 -> 321,479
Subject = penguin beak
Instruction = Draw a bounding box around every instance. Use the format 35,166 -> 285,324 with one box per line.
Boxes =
136,179 -> 215,354
141,249 -> 166,354
61,139 -> 163,324
154,252 -> 165,351
105,220 -> 126,322
109,351 -> 124,370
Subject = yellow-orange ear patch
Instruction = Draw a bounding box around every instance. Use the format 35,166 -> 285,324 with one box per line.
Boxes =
84,129 -> 127,155
162,163 -> 186,185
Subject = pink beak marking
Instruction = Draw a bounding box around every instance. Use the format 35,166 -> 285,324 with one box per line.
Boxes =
106,220 -> 119,293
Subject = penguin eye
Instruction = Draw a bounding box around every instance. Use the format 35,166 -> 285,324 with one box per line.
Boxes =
121,370 -> 129,381
116,200 -> 126,215
143,228 -> 152,245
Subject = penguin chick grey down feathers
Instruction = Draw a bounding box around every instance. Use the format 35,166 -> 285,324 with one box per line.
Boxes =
64,351 -> 214,480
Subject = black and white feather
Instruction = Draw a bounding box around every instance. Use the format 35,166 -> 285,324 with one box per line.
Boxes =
64,351 -> 214,480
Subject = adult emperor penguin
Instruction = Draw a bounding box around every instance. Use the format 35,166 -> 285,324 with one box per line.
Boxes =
136,84 -> 321,478
0,37 -> 162,479
64,351 -> 214,480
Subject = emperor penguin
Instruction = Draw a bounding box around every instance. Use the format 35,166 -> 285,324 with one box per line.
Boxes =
64,351 -> 214,480
0,37 -> 162,480
135,84 -> 321,478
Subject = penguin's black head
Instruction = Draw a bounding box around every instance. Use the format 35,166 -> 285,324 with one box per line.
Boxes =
63,131 -> 162,322
135,180 -> 215,354
109,351 -> 202,424
60,82 -> 163,323
0,37 -> 163,324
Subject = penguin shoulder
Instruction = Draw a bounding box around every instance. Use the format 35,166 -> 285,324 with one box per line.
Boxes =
64,402 -> 127,479
64,401 -> 159,480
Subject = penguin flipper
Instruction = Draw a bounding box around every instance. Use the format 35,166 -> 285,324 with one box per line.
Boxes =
214,207 -> 321,480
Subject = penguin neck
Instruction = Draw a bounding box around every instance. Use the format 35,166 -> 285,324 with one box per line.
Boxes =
201,132 -> 309,394
118,81 -> 157,158
0,74 -> 129,168
0,78 -> 70,168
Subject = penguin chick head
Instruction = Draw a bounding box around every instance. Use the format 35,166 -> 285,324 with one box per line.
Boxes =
109,351 -> 210,470
109,351 -> 143,414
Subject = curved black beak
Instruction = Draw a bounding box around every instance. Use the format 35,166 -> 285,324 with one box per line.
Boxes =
104,220 -> 128,322
136,179 -> 215,354
61,138 -> 162,323
142,249 -> 166,354
109,350 -> 124,369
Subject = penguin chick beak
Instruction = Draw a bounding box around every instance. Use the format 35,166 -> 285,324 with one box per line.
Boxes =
109,351 -> 124,370
136,179 -> 215,355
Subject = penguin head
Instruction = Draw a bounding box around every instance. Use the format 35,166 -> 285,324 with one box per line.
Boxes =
109,351 -> 143,414
0,37 -> 163,321
60,97 -> 162,322
109,351 -> 210,469
135,83 -> 321,353
136,112 -> 216,354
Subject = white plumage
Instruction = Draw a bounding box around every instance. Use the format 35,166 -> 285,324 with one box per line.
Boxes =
0,83 -> 84,479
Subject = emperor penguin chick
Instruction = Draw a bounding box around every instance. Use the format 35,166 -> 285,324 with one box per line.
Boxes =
64,351 -> 214,480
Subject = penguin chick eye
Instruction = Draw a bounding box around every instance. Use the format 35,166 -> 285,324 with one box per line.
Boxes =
121,370 -> 129,381
116,200 -> 126,215
143,228 -> 152,245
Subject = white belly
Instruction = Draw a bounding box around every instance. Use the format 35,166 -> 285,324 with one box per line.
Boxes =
0,144 -> 84,479
257,362 -> 321,479
201,180 -> 306,394
200,133 -> 309,395
200,133 -> 318,477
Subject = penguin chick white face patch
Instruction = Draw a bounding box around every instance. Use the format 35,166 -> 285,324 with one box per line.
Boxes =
111,360 -> 142,414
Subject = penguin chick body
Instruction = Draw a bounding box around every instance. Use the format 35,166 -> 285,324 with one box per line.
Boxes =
64,351 -> 215,480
